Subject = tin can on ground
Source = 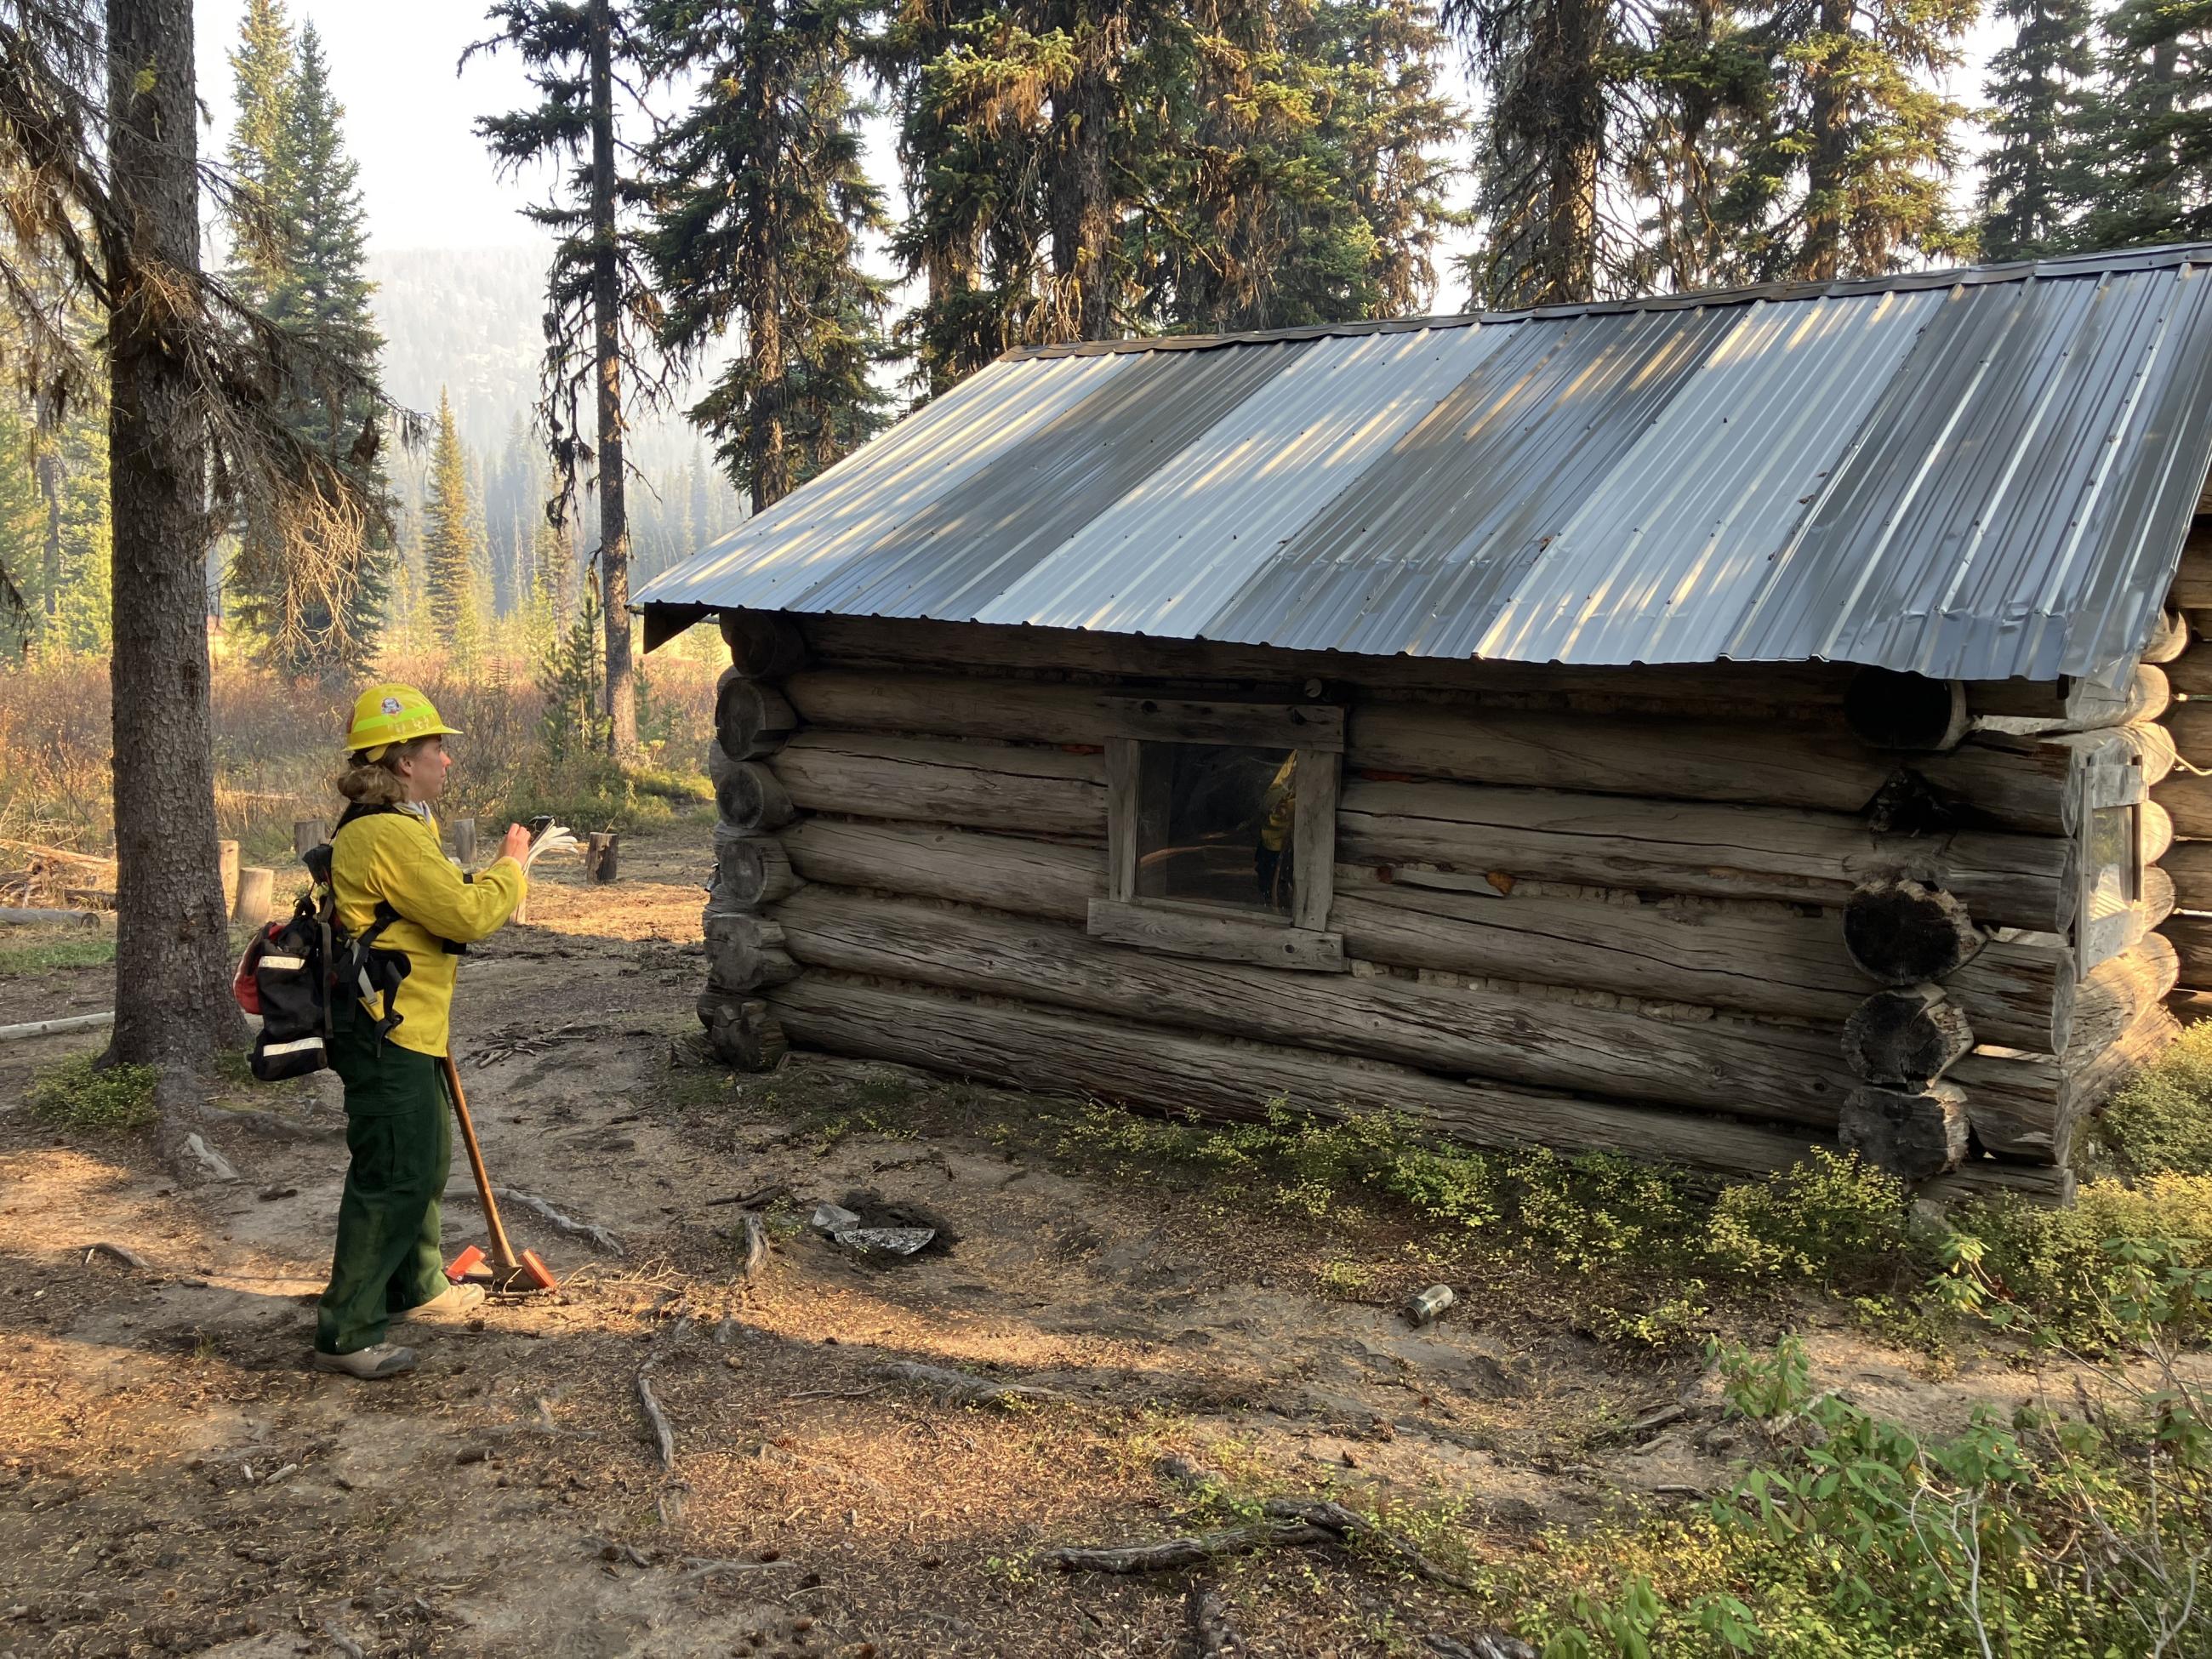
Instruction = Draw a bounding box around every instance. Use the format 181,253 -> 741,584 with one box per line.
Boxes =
1403,1284 -> 1456,1326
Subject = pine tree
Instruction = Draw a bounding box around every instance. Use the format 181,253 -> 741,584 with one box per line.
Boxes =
642,0 -> 892,512
2072,0 -> 2212,248
471,0 -> 665,758
1978,0 -> 2095,259
422,391 -> 484,664
224,0 -> 296,307
1624,0 -> 1773,291
1729,0 -> 1976,280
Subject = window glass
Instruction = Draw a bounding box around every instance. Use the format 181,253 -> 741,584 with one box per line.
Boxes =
1133,743 -> 1297,915
2085,803 -> 2142,918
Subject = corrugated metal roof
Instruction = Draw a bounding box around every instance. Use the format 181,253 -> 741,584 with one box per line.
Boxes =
637,244 -> 2212,681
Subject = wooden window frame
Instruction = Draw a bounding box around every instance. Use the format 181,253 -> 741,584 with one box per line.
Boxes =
2075,754 -> 2146,972
1087,696 -> 1346,973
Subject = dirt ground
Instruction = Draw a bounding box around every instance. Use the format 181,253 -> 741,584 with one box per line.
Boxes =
0,817 -> 2097,1657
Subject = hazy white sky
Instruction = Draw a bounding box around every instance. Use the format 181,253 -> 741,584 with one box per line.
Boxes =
191,1 -> 2005,291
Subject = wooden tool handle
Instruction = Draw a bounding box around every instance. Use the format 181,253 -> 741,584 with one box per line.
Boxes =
439,1053 -> 521,1274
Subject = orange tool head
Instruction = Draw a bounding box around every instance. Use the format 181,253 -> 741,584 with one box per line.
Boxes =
444,1245 -> 487,1283
515,1250 -> 560,1292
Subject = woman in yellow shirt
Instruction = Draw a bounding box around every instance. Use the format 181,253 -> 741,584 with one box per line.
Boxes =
312,684 -> 529,1380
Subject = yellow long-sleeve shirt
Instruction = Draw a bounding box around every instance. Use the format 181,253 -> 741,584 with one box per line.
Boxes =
330,805 -> 527,1058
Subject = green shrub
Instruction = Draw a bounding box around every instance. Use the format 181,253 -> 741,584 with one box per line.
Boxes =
0,930 -> 116,976
25,1052 -> 157,1132
1702,1149 -> 1910,1284
2095,1020 -> 2212,1177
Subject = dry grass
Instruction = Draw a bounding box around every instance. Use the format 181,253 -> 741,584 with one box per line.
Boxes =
0,642 -> 723,868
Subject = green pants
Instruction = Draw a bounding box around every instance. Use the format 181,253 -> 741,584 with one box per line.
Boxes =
315,1023 -> 453,1355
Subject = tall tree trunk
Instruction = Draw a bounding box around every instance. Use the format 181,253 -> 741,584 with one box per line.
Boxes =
590,0 -> 636,759
1543,0 -> 1605,301
34,435 -> 60,619
749,264 -> 790,514
1050,12 -> 1121,341
1799,0 -> 1850,281
103,0 -> 251,1093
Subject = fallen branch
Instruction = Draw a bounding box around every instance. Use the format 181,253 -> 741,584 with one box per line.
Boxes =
443,1183 -> 623,1253
177,1131 -> 239,1183
1424,1633 -> 1537,1659
1260,1498 -> 1479,1596
1189,1582 -> 1246,1656
0,906 -> 98,926
0,1011 -> 115,1043
85,1241 -> 148,1269
705,1181 -> 791,1210
1050,1520 -> 1337,1574
637,1362 -> 676,1469
322,1623 -> 367,1659
877,1360 -> 1065,1408
682,1556 -> 801,1583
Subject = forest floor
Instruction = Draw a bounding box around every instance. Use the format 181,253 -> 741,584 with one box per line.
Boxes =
0,813 -> 2134,1657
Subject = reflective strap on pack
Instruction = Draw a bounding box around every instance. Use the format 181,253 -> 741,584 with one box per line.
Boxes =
259,1035 -> 325,1058
259,954 -> 307,971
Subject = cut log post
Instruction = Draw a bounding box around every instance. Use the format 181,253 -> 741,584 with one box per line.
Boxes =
715,670 -> 798,761
449,817 -> 477,867
772,732 -> 1109,840
696,990 -> 787,1071
774,886 -> 1856,1125
218,839 -> 240,914
293,818 -> 328,858
2164,909 -> 2212,988
1912,725 -> 2172,835
1338,777 -> 2076,932
708,835 -> 799,913
1955,996 -> 2182,1162
718,610 -> 809,680
2068,933 -> 2181,1055
232,866 -> 274,926
704,912 -> 798,993
586,832 -> 619,883
1974,665 -> 2175,730
709,746 -> 796,834
1842,985 -> 1975,1085
767,973 -> 1827,1182
2144,610 -> 2191,665
1844,668 -> 1970,751
1843,880 -> 1986,984
1839,1082 -> 1970,1179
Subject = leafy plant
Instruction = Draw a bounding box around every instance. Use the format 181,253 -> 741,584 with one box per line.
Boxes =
25,1052 -> 157,1132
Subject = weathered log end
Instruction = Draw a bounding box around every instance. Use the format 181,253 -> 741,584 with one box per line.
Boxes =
715,668 -> 799,761
696,991 -> 788,1072
718,610 -> 810,681
1843,879 -> 1987,984
710,747 -> 797,834
1843,984 -> 1975,1084
1840,1082 -> 1970,1179
704,911 -> 799,993
710,835 -> 800,913
1844,666 -> 1970,751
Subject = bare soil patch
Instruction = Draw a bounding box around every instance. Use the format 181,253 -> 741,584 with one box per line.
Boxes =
0,816 -> 2102,1656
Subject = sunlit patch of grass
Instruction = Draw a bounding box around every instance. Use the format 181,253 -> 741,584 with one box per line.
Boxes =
0,927 -> 115,976
25,1052 -> 157,1132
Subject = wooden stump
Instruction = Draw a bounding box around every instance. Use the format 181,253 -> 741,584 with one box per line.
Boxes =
709,748 -> 795,833
218,840 -> 240,914
586,831 -> 619,883
293,818 -> 328,858
232,865 -> 275,927
715,670 -> 797,760
1843,879 -> 1987,984
704,913 -> 799,992
718,611 -> 809,680
710,836 -> 799,913
449,816 -> 477,867
696,991 -> 788,1071
1844,667 -> 1970,751
1843,984 -> 1976,1084
1840,1082 -> 1970,1178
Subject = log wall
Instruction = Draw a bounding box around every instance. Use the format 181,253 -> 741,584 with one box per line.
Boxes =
689,608 -> 2188,1201
2159,516 -> 2212,1040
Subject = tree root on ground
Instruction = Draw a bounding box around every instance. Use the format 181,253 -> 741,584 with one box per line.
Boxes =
1050,1519 -> 1337,1574
1187,1582 -> 1246,1656
876,1360 -> 1065,1407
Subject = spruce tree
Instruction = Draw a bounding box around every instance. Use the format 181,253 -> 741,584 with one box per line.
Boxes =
2072,0 -> 2212,248
1978,0 -> 2095,259
1624,0 -> 1772,291
422,391 -> 484,664
224,0 -> 296,308
642,0 -> 892,512
470,0 -> 665,758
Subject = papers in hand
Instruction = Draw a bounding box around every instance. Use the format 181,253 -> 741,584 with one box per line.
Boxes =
525,822 -> 579,870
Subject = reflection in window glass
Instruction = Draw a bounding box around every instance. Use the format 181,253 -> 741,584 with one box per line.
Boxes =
1133,743 -> 1296,915
2085,803 -> 2142,921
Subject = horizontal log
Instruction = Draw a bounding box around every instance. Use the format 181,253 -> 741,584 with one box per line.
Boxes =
1085,898 -> 1346,973
1337,778 -> 2075,932
2169,522 -> 2212,608
2164,653 -> 2212,696
1844,986 -> 1975,1086
709,746 -> 795,834
715,670 -> 798,761
774,887 -> 1857,1125
795,614 -> 1864,717
780,818 -> 1100,918
2161,702 -> 2212,766
2169,987 -> 2212,1023
1844,669 -> 1970,750
719,610 -> 810,680
2068,934 -> 2181,1057
0,907 -> 99,926
2147,801 -> 2177,865
2164,909 -> 2212,987
1919,1160 -> 2075,1205
2154,769 -> 2212,838
1843,880 -> 1986,984
771,732 -> 1108,839
2143,610 -> 2189,666
1912,726 -> 2171,835
704,913 -> 799,994
696,991 -> 787,1072
1970,666 -> 2169,735
2161,840 -> 2212,911
767,972 -> 1827,1181
1952,995 -> 2181,1163
708,836 -> 799,914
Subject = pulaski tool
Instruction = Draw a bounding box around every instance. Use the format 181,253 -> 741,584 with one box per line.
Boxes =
440,1053 -> 559,1293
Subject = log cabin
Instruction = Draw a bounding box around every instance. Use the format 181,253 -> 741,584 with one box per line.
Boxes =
635,245 -> 2212,1203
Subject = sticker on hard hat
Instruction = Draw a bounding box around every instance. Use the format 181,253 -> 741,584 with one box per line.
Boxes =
381,696 -> 403,715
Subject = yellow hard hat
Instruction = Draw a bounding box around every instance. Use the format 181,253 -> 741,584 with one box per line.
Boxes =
343,682 -> 461,757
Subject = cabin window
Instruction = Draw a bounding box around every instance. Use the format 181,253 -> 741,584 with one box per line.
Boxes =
2085,803 -> 2142,914
1086,698 -> 1346,972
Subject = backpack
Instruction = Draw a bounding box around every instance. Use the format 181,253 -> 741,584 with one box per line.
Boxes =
232,804 -> 416,1080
